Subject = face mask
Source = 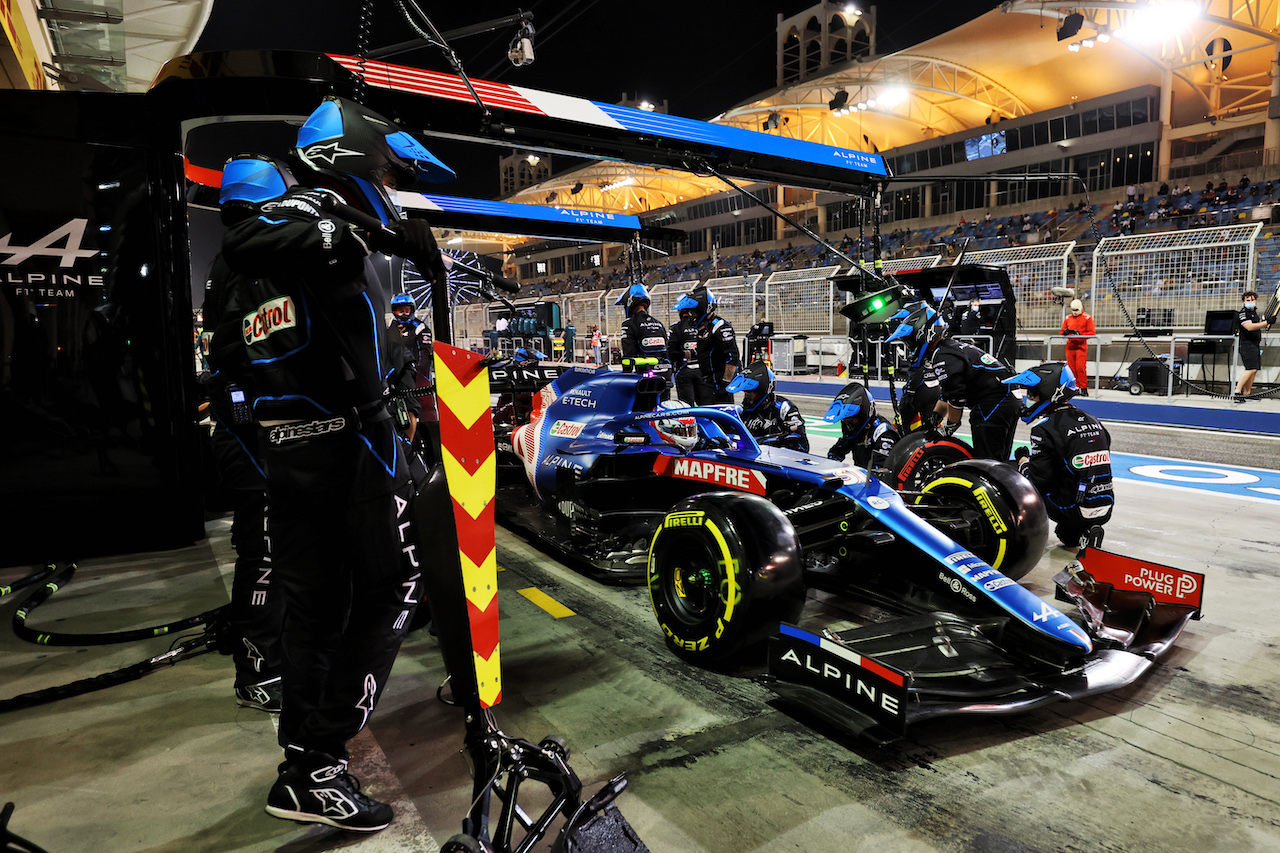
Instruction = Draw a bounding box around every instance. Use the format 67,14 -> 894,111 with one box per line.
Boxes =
1245,302 -> 1257,309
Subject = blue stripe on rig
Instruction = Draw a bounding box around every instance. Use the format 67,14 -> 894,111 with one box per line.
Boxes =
402,193 -> 642,231
326,54 -> 888,180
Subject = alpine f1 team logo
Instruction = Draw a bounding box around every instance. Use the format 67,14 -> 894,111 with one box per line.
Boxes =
243,296 -> 297,345
653,455 -> 767,495
1,218 -> 103,296
1071,450 -> 1111,469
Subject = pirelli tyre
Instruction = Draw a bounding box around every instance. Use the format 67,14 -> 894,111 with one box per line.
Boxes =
882,431 -> 974,492
915,459 -> 1048,581
648,492 -> 805,665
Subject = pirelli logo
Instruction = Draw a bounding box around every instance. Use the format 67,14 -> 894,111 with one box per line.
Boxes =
267,416 -> 346,445
663,511 -> 705,528
243,296 -> 297,345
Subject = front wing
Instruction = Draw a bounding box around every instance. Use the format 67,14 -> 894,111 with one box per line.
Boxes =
763,548 -> 1204,741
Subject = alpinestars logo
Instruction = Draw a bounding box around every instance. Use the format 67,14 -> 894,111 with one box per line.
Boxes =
356,673 -> 377,729
302,141 -> 363,166
267,417 -> 346,445
312,788 -> 359,819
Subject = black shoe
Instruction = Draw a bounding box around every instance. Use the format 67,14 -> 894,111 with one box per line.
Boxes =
235,678 -> 282,713
1234,395 -> 1248,404
1078,388 -> 1089,397
265,751 -> 393,832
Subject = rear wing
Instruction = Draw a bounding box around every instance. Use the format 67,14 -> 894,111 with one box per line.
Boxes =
150,50 -> 888,195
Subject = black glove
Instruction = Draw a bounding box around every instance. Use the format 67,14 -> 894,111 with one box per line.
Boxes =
1013,445 -> 1030,463
936,419 -> 961,438
390,220 -> 448,285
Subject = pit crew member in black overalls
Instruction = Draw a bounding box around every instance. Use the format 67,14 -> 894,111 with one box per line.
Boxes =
675,285 -> 740,404
1003,362 -> 1114,552
887,302 -> 1019,461
386,292 -> 428,443
823,382 -> 899,469
202,204 -> 286,713
726,360 -> 809,452
219,97 -> 453,833
616,284 -> 671,391
668,310 -> 711,404
1234,289 -> 1273,402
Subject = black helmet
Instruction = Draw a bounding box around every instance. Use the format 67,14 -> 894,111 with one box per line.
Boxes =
294,96 -> 455,221
1002,361 -> 1078,422
823,382 -> 876,439
219,153 -> 296,226
884,301 -> 946,366
614,284 -> 652,318
725,360 -> 775,412
674,285 -> 718,328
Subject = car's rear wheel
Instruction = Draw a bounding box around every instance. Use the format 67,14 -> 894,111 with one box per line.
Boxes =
648,491 -> 804,665
882,431 -> 975,492
916,459 -> 1048,581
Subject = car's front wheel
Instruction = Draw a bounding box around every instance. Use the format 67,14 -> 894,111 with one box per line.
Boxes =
648,492 -> 805,665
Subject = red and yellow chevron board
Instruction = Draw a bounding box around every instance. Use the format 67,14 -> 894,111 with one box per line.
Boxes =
433,343 -> 501,708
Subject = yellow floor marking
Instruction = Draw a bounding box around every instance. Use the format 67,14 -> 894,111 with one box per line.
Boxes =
517,587 -> 576,618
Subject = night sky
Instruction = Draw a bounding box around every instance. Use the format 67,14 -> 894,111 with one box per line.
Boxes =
196,0 -> 994,198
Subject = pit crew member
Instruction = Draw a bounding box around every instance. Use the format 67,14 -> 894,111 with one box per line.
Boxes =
617,284 -> 672,391
1003,361 -> 1114,552
1234,289 -> 1273,402
887,302 -> 1019,462
725,360 -> 809,452
386,292 -> 430,443
823,382 -> 899,469
674,285 -> 740,404
219,97 -> 452,832
668,308 -> 711,404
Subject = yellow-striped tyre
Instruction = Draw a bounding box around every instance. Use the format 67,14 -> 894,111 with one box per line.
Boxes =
648,492 -> 804,665
916,459 -> 1048,581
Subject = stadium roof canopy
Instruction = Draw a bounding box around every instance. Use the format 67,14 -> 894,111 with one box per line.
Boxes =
508,1 -> 1280,213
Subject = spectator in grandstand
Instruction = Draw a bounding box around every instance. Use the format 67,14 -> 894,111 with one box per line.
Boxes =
1004,363 -> 1114,554
1060,299 -> 1095,396
1126,184 -> 1136,203
1111,201 -> 1123,226
984,210 -> 992,225
1158,181 -> 1170,197
1239,175 -> 1251,191
1217,178 -> 1229,194
1234,289 -> 1273,402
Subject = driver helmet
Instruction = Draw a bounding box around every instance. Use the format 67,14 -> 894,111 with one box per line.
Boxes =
294,96 -> 455,222
390,293 -> 416,325
823,382 -> 876,439
674,285 -> 718,329
614,283 -> 652,318
724,360 -> 775,412
653,400 -> 698,451
885,301 -> 946,367
1002,360 -> 1078,423
219,153 -> 296,226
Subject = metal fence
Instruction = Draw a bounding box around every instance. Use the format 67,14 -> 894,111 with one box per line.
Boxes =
1089,223 -> 1261,329
956,241 -> 1077,330
763,265 -> 841,334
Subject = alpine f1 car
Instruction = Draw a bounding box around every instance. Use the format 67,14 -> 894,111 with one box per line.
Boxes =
488,364 -> 1205,741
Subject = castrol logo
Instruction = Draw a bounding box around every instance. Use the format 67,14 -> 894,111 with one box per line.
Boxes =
1070,450 -> 1110,469
242,296 -> 297,345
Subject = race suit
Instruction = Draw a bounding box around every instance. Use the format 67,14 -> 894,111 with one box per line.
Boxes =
742,394 -> 809,452
668,318 -> 712,405
899,361 -> 941,434
696,317 -> 741,404
930,338 -> 1019,461
218,186 -> 420,762
828,414 -> 899,470
1060,311 -> 1096,390
1020,403 -> 1114,546
203,254 -> 283,694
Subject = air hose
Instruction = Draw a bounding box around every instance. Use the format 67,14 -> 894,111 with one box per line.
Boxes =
0,562 -> 230,714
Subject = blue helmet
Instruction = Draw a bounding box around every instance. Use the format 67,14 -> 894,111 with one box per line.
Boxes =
219,153 -> 295,225
823,382 -> 876,439
885,301 -> 946,366
725,360 -> 775,412
295,96 -> 455,221
1002,361 -> 1078,422
615,284 -> 651,318
674,286 -> 717,328
390,293 -> 415,323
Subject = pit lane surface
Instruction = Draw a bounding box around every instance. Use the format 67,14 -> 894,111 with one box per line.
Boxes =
366,402 -> 1280,852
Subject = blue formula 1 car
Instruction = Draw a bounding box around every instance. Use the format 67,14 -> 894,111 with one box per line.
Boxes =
491,365 -> 1205,740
